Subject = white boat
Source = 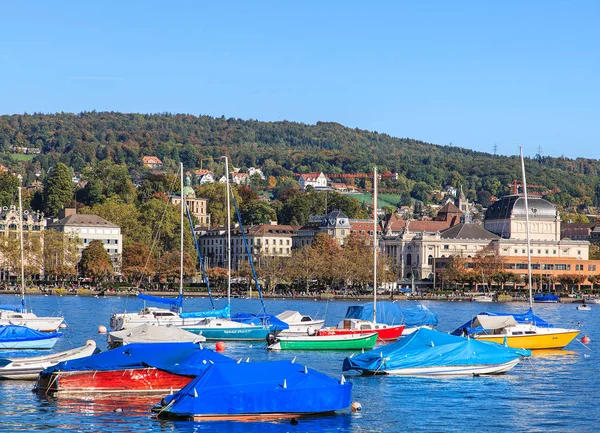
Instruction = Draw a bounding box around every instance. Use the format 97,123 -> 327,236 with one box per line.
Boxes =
0,187 -> 64,332
585,297 -> 600,304
107,324 -> 205,348
472,295 -> 494,303
0,340 -> 96,380
110,307 -> 202,331
275,310 -> 324,336
576,304 -> 591,311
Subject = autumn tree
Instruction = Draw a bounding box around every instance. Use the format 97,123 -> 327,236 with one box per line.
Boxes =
43,231 -> 80,282
122,242 -> 156,283
79,240 -> 114,282
473,246 -> 504,284
158,251 -> 195,282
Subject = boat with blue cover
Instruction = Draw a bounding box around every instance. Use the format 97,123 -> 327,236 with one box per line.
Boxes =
35,342 -> 233,395
342,327 -> 530,376
153,359 -> 352,421
342,302 -> 438,335
0,325 -> 62,350
534,293 -> 560,303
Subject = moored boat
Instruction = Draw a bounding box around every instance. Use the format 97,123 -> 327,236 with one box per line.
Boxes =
576,304 -> 591,311
181,318 -> 271,341
342,328 -> 530,376
106,324 -> 205,348
35,342 -> 233,396
275,310 -> 324,336
153,360 -> 352,420
267,332 -> 377,351
472,295 -> 494,303
534,293 -> 560,303
0,325 -> 62,350
317,318 -> 404,343
0,340 -> 96,380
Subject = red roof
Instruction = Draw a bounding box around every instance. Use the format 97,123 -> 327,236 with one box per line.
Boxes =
142,156 -> 163,165
298,172 -> 324,181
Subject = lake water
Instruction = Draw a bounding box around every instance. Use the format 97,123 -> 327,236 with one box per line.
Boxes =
0,294 -> 597,433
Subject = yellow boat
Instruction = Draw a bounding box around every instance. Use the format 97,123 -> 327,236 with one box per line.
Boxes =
471,315 -> 579,350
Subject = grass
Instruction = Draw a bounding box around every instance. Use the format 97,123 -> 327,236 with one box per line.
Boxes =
343,193 -> 403,208
9,154 -> 35,162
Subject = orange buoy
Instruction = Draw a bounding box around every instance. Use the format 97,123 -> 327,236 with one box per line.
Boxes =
97,325 -> 107,334
215,341 -> 226,352
582,335 -> 591,344
351,402 -> 362,412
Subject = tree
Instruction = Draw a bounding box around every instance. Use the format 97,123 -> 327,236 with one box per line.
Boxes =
0,173 -> 20,208
440,255 -> 467,288
79,240 -> 114,282
589,243 -> 600,260
240,200 -> 277,226
195,182 -> 243,226
43,230 -> 80,281
472,246 -> 504,284
43,162 -> 73,216
122,242 -> 156,283
158,251 -> 196,282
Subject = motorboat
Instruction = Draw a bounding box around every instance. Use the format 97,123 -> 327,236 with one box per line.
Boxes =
275,310 -> 324,336
584,297 -> 600,304
153,360 -> 352,421
533,293 -> 560,303
34,342 -> 233,396
342,328 -> 530,376
0,340 -> 96,380
107,324 -> 205,348
180,317 -> 271,341
267,332 -> 377,351
0,325 -> 62,350
576,304 -> 591,311
472,295 -> 494,303
317,318 -> 404,343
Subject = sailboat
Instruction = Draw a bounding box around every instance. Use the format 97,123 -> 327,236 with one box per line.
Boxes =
456,147 -> 579,350
316,167 -> 405,342
0,187 -> 64,333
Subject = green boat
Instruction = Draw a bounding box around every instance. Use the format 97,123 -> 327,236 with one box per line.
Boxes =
267,332 -> 378,351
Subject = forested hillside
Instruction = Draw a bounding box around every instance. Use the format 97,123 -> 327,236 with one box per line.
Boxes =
1,112 -> 599,210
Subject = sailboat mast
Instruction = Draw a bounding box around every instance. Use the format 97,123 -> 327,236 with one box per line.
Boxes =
373,167 -> 378,324
519,146 -> 534,309
225,156 -> 232,305
179,163 -> 184,313
18,186 -> 26,312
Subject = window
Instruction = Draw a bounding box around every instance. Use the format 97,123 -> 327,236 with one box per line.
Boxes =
531,264 -> 540,270
279,239 -> 283,245
516,263 -> 528,270
522,249 -> 526,254
514,249 -> 518,254
443,245 -> 449,250
286,239 -> 290,245
542,264 -> 554,270
576,264 -> 584,271
406,254 -> 412,266
588,265 -> 597,271
265,239 -> 269,245
427,255 -> 433,265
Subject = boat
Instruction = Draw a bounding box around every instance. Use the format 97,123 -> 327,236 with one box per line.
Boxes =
584,297 -> 600,304
179,317 -> 273,341
576,304 -> 591,311
153,360 -> 352,421
275,310 -> 324,336
106,324 -> 205,348
316,169 -> 405,343
534,293 -> 560,303
267,332 -> 377,351
342,302 -> 437,336
0,340 -> 96,380
451,147 -> 579,350
342,327 -> 530,376
35,342 -> 233,396
0,325 -> 62,350
0,187 -> 64,333
472,295 -> 494,303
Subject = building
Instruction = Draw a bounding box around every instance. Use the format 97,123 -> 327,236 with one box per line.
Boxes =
298,172 -> 328,190
48,209 -> 123,273
248,167 -> 265,179
194,169 -> 215,185
169,175 -> 211,225
0,207 -> 46,278
231,172 -> 250,185
141,156 -> 163,170
561,223 -> 592,241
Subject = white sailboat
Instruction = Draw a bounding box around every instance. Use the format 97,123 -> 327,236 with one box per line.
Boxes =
0,187 -> 64,332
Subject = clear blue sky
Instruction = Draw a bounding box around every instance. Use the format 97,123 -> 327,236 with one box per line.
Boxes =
1,1 -> 598,158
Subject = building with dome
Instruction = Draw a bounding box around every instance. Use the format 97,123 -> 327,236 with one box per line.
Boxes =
169,175 -> 211,226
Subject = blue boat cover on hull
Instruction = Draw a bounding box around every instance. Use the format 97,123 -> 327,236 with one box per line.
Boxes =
231,313 -> 289,331
158,360 -> 351,417
534,294 -> 560,302
0,325 -> 62,342
343,328 -> 530,373
40,342 -> 233,377
450,308 -> 551,336
137,293 -> 182,310
180,303 -> 231,319
345,302 -> 438,327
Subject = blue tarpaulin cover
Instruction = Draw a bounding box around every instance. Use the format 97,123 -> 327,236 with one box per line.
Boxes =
157,360 -> 351,418
137,293 -> 182,309
0,325 -> 62,342
180,303 -> 231,319
344,302 -> 438,327
40,342 -> 233,377
231,313 -> 289,331
534,294 -> 560,302
450,308 -> 551,336
343,328 -> 530,373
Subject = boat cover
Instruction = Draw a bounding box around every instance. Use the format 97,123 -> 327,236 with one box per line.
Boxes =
276,310 -> 311,323
344,302 -> 439,327
180,303 -> 230,319
40,342 -> 233,377
451,308 -> 552,336
534,294 -> 560,302
231,313 -> 289,331
0,325 -> 62,342
343,328 -> 530,373
107,324 -> 206,346
137,293 -> 182,311
472,315 -> 518,330
158,360 -> 351,417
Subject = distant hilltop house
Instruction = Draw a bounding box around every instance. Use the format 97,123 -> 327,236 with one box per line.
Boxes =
298,172 -> 328,190
248,167 -> 265,180
193,169 -> 215,185
231,172 -> 250,185
141,156 -> 163,170
9,146 -> 41,154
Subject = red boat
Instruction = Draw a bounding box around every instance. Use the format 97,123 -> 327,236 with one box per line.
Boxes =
34,342 -> 233,396
317,319 -> 405,343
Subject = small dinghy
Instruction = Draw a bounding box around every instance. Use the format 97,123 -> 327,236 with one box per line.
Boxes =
107,324 -> 205,348
0,340 -> 97,380
153,359 -> 352,421
0,325 -> 62,350
576,304 -> 591,311
342,328 -> 530,376
267,332 -> 377,351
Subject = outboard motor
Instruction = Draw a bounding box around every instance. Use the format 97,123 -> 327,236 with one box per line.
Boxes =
266,332 -> 279,346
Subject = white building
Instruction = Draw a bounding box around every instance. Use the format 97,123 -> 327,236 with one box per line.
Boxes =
298,172 -> 328,190
48,209 -> 123,273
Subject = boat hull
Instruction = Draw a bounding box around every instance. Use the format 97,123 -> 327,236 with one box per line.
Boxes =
35,368 -> 192,395
317,325 -> 404,343
362,358 -> 522,376
183,326 -> 270,341
269,333 -> 377,351
475,330 -> 579,350
0,337 -> 60,350
0,318 -> 64,333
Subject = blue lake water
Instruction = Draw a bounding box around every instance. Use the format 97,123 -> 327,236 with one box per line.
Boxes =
0,294 -> 597,433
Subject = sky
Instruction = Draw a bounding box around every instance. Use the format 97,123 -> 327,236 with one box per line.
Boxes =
1,1 -> 598,158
